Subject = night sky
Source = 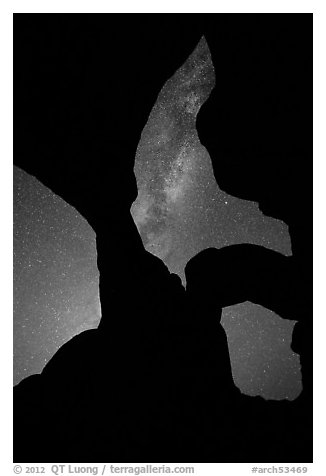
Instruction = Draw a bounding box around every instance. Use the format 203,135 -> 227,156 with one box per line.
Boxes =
14,36 -> 301,400
13,167 -> 101,385
131,37 -> 292,282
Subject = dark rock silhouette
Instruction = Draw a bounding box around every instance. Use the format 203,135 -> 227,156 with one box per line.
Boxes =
14,14 -> 312,462
198,14 -> 312,404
